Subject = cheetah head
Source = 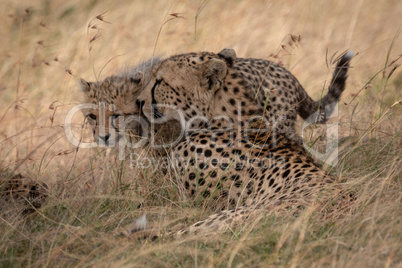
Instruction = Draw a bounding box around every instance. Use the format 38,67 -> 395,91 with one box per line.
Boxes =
79,57 -> 161,147
136,49 -> 237,130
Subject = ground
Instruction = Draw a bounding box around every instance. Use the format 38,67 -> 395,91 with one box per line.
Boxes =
0,0 -> 401,267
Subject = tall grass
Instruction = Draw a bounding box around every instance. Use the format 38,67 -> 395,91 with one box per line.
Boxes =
0,0 -> 401,267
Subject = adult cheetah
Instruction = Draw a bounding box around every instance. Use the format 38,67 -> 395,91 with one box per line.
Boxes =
133,50 -> 353,235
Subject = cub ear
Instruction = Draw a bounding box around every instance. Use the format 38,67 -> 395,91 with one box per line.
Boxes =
218,48 -> 236,67
126,72 -> 144,85
79,78 -> 91,93
201,59 -> 227,92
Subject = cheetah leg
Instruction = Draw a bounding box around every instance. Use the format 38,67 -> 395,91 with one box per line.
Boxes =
175,206 -> 265,236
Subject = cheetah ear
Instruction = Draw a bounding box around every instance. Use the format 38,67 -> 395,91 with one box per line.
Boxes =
218,48 -> 236,68
79,78 -> 91,93
200,59 -> 227,92
126,72 -> 144,85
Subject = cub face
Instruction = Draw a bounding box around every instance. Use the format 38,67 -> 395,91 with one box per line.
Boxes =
79,57 -> 162,147
80,74 -> 148,147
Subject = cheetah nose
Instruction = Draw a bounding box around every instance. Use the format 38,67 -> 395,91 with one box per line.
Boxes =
99,134 -> 111,142
136,99 -> 144,109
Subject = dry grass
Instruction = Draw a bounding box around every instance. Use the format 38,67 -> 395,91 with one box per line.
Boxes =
0,0 -> 401,267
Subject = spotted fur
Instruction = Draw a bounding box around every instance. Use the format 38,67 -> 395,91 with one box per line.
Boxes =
219,49 -> 354,126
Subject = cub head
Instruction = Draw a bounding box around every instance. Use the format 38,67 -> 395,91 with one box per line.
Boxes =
80,57 -> 161,147
136,49 -> 236,129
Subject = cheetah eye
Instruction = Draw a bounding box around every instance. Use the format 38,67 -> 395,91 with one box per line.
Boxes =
154,79 -> 162,88
87,114 -> 97,120
110,115 -> 122,129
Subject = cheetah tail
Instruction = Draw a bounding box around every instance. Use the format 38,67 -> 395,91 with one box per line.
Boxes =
320,51 -> 354,119
298,51 -> 354,123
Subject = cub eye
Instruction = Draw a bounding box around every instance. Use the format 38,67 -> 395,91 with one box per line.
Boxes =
87,114 -> 97,120
111,115 -> 121,129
